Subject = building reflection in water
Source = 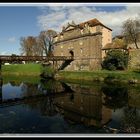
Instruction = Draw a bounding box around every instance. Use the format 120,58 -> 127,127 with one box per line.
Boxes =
2,76 -> 140,132
53,83 -> 112,128
0,78 -> 113,128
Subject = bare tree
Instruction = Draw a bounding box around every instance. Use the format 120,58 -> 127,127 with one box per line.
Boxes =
38,30 -> 57,56
20,36 -> 36,56
20,36 -> 43,56
20,29 -> 57,56
122,18 -> 140,49
34,37 -> 44,56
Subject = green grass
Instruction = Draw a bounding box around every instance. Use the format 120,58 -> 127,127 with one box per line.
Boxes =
2,63 -> 42,76
57,70 -> 140,83
2,64 -> 140,84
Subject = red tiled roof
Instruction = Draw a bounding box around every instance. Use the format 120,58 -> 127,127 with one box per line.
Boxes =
102,43 -> 127,50
78,18 -> 112,31
54,18 -> 112,37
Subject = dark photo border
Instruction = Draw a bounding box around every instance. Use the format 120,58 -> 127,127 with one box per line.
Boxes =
0,0 -> 138,3
0,1 -> 140,139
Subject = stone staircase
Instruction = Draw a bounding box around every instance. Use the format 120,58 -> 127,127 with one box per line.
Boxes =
58,59 -> 73,70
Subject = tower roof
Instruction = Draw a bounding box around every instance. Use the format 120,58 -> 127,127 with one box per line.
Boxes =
78,18 -> 112,31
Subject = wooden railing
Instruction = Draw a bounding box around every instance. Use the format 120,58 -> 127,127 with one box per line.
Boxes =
0,55 -> 74,62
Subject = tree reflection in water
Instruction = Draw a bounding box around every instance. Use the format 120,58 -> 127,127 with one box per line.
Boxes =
119,106 -> 140,133
23,79 -> 60,116
120,85 -> 140,133
22,79 -> 75,117
101,82 -> 140,133
101,83 -> 128,111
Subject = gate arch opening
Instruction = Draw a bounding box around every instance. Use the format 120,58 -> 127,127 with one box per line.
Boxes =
69,50 -> 74,57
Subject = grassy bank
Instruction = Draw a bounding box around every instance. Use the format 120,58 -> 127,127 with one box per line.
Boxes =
2,64 -> 140,84
1,63 -> 42,76
56,70 -> 140,84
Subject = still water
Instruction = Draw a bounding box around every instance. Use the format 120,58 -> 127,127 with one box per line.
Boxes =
0,75 -> 140,134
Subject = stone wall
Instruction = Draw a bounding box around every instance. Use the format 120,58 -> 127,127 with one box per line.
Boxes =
53,32 -> 102,71
63,28 -> 82,40
127,42 -> 140,49
128,49 -> 140,70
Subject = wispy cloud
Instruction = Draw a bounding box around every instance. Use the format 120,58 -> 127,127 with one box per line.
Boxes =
8,37 -> 16,43
37,4 -> 140,36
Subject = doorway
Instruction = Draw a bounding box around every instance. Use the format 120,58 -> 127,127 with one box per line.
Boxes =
69,50 -> 74,57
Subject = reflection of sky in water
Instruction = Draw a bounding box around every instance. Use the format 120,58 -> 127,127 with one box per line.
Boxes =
2,83 -> 25,100
107,108 -> 124,129
1,82 -> 48,101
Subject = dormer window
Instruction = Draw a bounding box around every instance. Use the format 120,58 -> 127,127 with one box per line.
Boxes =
96,26 -> 101,32
85,23 -> 89,27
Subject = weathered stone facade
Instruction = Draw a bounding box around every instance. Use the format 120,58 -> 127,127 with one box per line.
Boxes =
53,18 -> 112,71
128,49 -> 140,70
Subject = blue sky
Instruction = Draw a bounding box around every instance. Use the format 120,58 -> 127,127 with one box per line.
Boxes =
0,6 -> 41,55
0,3 -> 139,55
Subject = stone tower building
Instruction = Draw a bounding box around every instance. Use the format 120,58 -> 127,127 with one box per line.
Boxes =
53,18 -> 112,71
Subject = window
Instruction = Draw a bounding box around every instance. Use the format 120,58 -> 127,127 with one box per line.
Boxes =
79,41 -> 83,45
96,26 -> 101,32
61,51 -> 63,56
70,47 -> 74,50
80,48 -> 83,54
60,35 -> 63,39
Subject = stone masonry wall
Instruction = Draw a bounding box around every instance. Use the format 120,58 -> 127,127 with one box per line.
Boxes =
53,33 -> 102,71
128,49 -> 140,70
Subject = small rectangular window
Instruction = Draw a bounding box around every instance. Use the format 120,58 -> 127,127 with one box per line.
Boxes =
80,48 -> 83,53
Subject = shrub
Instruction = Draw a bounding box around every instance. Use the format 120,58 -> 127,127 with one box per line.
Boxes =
41,65 -> 55,78
102,50 -> 129,70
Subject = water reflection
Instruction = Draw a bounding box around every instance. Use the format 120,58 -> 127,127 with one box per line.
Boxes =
25,79 -> 75,117
0,76 -> 140,133
53,83 -> 112,128
101,83 -> 128,111
0,77 -> 2,103
119,106 -> 140,133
